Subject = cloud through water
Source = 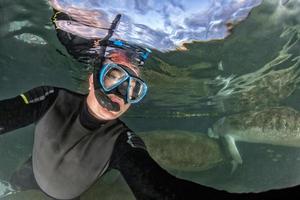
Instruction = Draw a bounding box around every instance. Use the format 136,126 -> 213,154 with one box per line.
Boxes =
49,0 -> 263,52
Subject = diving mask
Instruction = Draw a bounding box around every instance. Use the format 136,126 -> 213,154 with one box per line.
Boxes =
99,63 -> 148,104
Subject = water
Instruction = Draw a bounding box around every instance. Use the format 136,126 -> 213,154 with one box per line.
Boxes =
1,0 -> 300,199
48,0 -> 263,51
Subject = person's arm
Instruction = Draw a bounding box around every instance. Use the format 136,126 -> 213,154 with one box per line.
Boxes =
109,132 -> 231,200
0,86 -> 58,135
52,10 -> 99,65
109,132 -> 294,200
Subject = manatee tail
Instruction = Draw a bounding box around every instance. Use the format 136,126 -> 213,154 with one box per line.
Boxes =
223,135 -> 243,174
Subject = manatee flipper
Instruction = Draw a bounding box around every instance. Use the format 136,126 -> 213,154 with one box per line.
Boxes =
208,128 -> 219,139
208,117 -> 226,139
224,135 -> 242,173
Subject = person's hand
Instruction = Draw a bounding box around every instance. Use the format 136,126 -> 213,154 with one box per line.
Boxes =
93,39 -> 100,47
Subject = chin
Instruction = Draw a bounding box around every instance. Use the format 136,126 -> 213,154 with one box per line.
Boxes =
98,105 -> 124,120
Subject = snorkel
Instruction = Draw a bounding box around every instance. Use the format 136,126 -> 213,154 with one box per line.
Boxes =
92,14 -> 122,112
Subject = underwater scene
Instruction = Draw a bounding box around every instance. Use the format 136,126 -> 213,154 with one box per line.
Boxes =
0,0 -> 300,199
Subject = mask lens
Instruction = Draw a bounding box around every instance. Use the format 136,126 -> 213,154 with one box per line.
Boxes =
127,78 -> 147,103
101,64 -> 128,91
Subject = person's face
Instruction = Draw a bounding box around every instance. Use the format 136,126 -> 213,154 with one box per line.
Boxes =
87,55 -> 140,121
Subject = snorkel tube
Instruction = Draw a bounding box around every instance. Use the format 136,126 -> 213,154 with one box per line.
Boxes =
93,14 -> 122,112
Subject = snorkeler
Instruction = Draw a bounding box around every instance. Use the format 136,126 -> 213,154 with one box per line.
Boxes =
0,11 -> 215,200
0,10 -> 295,200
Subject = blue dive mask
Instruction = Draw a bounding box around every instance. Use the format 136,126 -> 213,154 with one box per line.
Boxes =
99,63 -> 148,104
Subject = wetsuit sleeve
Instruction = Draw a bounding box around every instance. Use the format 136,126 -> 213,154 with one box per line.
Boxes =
0,86 -> 58,134
109,132 -> 289,199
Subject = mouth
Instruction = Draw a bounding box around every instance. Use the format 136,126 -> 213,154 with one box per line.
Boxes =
109,95 -> 124,108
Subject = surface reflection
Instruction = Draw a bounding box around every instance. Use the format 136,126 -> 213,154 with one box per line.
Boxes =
49,0 -> 262,51
207,26 -> 300,114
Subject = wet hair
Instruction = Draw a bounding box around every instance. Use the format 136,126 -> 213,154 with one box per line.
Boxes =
105,49 -> 140,76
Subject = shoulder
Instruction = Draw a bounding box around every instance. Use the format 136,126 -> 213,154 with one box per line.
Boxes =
116,121 -> 147,151
125,130 -> 147,151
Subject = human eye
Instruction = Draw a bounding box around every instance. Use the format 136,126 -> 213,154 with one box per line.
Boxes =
107,70 -> 122,80
107,73 -> 117,79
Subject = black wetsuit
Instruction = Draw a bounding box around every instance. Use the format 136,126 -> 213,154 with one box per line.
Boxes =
0,86 -> 220,200
0,86 -> 294,199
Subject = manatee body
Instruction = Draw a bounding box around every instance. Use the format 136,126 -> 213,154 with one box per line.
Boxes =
209,106 -> 300,171
212,106 -> 300,146
139,130 -> 225,172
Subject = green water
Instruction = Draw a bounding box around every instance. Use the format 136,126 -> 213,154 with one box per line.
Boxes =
1,0 -> 300,199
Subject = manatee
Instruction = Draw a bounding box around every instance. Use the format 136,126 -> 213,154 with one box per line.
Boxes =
139,130 -> 225,172
209,106 -> 300,171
